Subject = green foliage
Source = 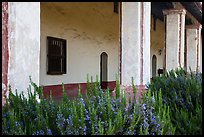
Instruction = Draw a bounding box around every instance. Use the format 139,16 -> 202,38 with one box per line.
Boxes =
115,74 -> 120,99
2,76 -> 162,135
147,67 -> 202,135
2,68 -> 202,135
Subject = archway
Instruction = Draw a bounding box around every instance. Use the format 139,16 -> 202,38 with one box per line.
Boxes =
152,55 -> 157,78
100,52 -> 108,89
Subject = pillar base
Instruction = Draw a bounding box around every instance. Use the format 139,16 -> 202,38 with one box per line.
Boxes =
110,84 -> 147,102
2,96 -> 6,107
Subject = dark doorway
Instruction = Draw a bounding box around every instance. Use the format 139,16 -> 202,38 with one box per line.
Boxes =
100,52 -> 108,90
152,55 -> 157,78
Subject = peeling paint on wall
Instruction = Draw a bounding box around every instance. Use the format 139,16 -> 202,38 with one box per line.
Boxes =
121,2 -> 151,86
200,37 -> 202,72
40,2 -> 119,86
7,2 -> 40,98
2,2 -> 8,106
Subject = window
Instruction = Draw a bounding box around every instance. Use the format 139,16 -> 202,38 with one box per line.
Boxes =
47,36 -> 66,75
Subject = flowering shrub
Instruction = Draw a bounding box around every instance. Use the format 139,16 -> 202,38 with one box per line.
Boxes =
2,76 -> 176,135
147,68 -> 202,135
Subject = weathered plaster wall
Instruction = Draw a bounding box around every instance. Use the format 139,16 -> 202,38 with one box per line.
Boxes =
180,13 -> 186,68
40,2 -> 119,86
121,2 -> 150,86
173,2 -> 202,72
200,35 -> 202,72
197,28 -> 201,72
142,3 -> 151,86
186,28 -> 197,71
174,2 -> 202,72
121,2 -> 141,86
167,14 -> 181,70
8,2 -> 40,97
165,13 -> 179,70
164,10 -> 186,70
2,2 -> 8,105
150,16 -> 165,78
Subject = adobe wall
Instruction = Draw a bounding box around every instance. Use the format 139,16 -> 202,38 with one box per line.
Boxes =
40,2 -> 119,86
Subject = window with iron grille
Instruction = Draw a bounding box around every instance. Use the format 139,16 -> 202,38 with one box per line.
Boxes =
47,36 -> 66,75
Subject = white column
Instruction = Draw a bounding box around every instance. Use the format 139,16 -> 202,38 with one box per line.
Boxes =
200,33 -> 202,72
198,27 -> 202,72
121,2 -> 151,89
8,2 -> 40,98
163,9 -> 186,70
186,25 -> 202,72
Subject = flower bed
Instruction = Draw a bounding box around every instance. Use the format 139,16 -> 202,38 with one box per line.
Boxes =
2,68 -> 202,135
147,68 -> 202,135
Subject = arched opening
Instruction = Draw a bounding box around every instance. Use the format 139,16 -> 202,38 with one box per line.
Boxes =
100,52 -> 108,90
152,55 -> 157,78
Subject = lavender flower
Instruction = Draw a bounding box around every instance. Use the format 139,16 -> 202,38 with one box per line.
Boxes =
84,115 -> 90,121
79,98 -> 85,107
35,130 -> 45,135
83,126 -> 87,134
111,106 -> 115,111
127,131 -> 130,135
129,114 -> 133,119
142,103 -> 147,110
14,121 -> 18,127
151,97 -> 155,103
3,112 -> 9,118
85,109 -> 89,114
57,113 -> 62,120
20,121 -> 24,127
56,114 -> 66,128
25,111 -> 29,116
66,118 -> 71,125
47,129 -> 52,135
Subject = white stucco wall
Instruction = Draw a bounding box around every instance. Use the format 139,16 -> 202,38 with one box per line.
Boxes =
40,2 -> 119,86
143,3 -> 151,85
121,2 -> 150,86
164,10 -> 186,70
121,2 -> 141,86
8,2 -> 40,97
186,26 -> 202,72
180,13 -> 186,68
150,16 -> 165,78
200,35 -> 202,72
197,28 -> 202,72
166,14 -> 179,69
186,28 -> 197,72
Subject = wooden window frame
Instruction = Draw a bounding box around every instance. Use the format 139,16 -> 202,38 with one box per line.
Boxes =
47,36 -> 66,75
